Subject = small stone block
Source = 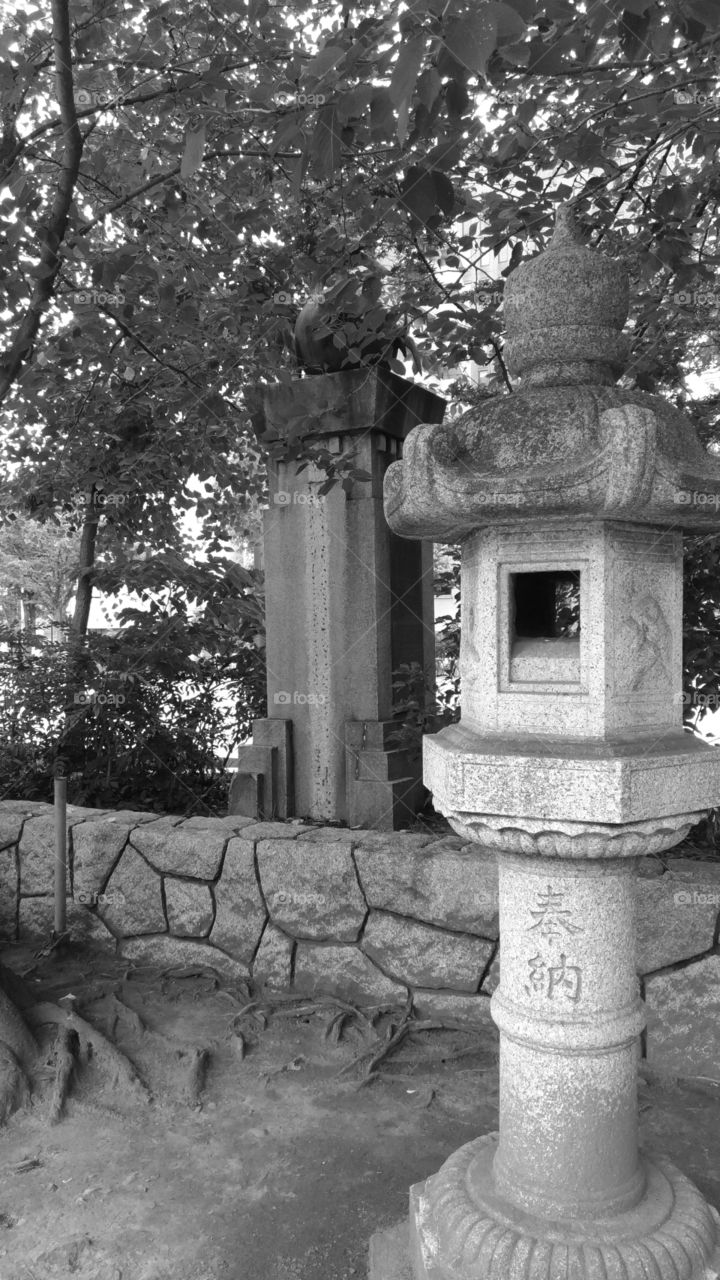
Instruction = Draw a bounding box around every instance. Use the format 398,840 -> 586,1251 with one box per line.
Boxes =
368,1220 -> 413,1280
228,770 -> 265,821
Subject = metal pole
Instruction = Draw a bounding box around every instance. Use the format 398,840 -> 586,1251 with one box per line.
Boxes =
53,757 -> 68,936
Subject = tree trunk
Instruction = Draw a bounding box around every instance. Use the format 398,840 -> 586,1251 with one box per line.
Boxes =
71,490 -> 98,646
63,488 -> 99,737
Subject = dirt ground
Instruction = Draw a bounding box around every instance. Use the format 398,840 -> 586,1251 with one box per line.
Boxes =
0,940 -> 717,1280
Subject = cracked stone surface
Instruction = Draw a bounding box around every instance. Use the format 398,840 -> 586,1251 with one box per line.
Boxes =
412,989 -> 498,1031
645,954 -> 720,1081
210,838 -> 266,963
130,820 -> 227,879
253,923 -> 294,990
164,878 -> 215,937
258,837 -> 366,941
355,841 -> 498,937
73,820 -> 133,898
362,911 -> 492,992
637,859 -> 720,973
293,943 -> 408,1005
120,935 -> 249,983
0,845 -> 18,941
100,846 -> 165,935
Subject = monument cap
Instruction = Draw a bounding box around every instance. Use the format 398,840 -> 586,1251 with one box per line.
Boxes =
503,203 -> 630,384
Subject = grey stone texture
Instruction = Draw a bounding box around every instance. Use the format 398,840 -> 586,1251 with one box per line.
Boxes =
0,800 -> 51,816
17,895 -> 116,945
129,818 -> 227,879
482,945 -> 500,994
18,814 -> 62,894
253,923 -> 294,990
214,815 -> 258,831
636,860 -> 720,972
355,831 -> 435,853
0,844 -> 18,941
645,955 -> 720,1081
73,819 -> 133,898
294,943 -> 407,1005
239,822 -> 301,841
0,811 -> 26,850
19,807 -> 114,898
362,911 -> 492,992
301,827 -> 373,843
120,935 -> 249,983
17,895 -> 53,940
258,837 -> 366,941
355,840 -> 498,937
100,846 -> 165,935
412,989 -> 497,1031
163,877 -> 214,937
210,837 -> 266,963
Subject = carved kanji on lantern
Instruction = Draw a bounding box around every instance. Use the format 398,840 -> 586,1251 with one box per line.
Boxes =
527,885 -> 583,940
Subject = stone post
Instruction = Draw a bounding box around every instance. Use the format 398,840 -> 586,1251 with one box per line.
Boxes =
231,367 -> 445,828
370,205 -> 720,1278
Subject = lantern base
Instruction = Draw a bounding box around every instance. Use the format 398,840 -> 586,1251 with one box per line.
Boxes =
369,1133 -> 720,1280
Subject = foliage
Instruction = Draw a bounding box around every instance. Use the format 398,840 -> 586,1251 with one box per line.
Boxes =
1,0 -> 720,790
0,588 -> 265,813
433,544 -> 461,720
3,0 -> 720,494
0,511 -> 78,631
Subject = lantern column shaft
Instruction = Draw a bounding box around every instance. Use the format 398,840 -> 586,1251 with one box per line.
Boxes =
490,852 -> 645,1219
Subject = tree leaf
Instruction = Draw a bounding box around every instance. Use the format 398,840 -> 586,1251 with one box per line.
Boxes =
400,167 -> 453,227
370,90 -> 395,139
389,35 -> 426,108
443,10 -> 498,77
180,126 -> 206,180
390,34 -> 426,144
304,43 -> 345,81
310,106 -> 342,178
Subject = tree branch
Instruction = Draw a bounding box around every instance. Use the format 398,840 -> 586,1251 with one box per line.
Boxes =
0,0 -> 83,407
98,307 -> 241,421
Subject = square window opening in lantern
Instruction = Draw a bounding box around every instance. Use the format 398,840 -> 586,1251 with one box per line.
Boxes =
510,570 -> 581,683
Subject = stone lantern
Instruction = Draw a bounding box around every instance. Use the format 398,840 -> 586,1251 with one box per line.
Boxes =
371,206 -> 720,1279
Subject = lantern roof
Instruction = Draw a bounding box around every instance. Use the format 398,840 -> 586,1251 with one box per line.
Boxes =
384,206 -> 720,539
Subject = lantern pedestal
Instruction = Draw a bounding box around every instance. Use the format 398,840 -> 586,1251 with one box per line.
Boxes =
370,844 -> 720,1280
407,849 -> 720,1280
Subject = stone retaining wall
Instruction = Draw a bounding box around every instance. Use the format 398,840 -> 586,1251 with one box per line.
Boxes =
1,801 -> 718,1078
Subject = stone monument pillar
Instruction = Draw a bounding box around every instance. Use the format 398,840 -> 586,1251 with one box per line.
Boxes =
231,367 -> 445,828
370,206 -> 720,1278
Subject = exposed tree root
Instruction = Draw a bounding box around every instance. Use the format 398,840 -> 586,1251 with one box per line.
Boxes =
0,968 -> 39,1071
182,1047 -> 210,1105
26,1003 -> 151,1104
233,988 -> 493,1088
49,1024 -> 79,1124
0,1044 -> 32,1124
104,990 -> 147,1039
351,1017 -> 494,1086
343,995 -> 413,1082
